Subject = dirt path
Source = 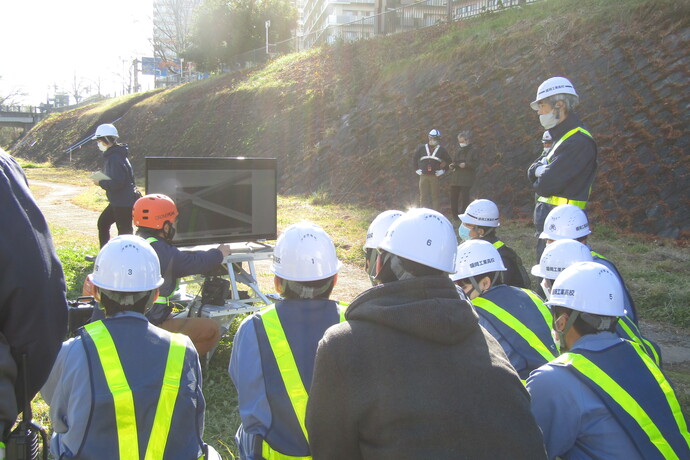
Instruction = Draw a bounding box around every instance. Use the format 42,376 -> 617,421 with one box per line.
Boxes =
30,179 -> 690,367
31,180 -> 100,240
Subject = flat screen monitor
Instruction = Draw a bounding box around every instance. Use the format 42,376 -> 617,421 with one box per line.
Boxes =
145,157 -> 277,246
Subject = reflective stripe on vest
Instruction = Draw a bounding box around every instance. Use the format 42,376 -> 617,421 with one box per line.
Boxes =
492,240 -> 505,249
590,250 -> 607,260
258,304 -> 346,460
83,321 -> 188,460
618,316 -> 660,366
521,288 -> 560,354
471,296 -> 558,363
537,127 -> 594,209
554,344 -> 690,459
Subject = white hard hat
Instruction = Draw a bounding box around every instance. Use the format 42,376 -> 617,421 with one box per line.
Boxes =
364,210 -> 403,250
546,261 -> 625,317
451,240 -> 506,282
272,222 -> 341,282
459,199 -> 500,227
540,204 -> 591,240
92,235 -> 163,292
530,77 -> 579,110
542,131 -> 552,143
92,123 -> 119,140
379,208 -> 456,273
428,128 -> 441,139
531,239 -> 593,279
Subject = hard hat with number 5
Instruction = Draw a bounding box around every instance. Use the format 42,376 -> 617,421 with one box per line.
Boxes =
546,261 -> 625,317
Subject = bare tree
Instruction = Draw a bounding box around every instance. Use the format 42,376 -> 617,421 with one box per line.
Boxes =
153,0 -> 201,74
0,76 -> 27,107
69,73 -> 90,105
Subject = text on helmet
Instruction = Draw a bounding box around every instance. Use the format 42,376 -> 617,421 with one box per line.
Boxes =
552,288 -> 576,296
155,211 -> 177,220
470,257 -> 495,269
538,84 -> 574,97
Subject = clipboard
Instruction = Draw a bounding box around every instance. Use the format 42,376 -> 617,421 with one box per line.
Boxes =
89,171 -> 111,181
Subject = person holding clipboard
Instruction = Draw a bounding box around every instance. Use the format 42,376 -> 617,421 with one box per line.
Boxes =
90,123 -> 140,247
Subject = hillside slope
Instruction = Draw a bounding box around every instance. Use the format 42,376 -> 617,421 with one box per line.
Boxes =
13,0 -> 690,239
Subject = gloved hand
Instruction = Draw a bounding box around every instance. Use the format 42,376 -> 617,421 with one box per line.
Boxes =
416,169 -> 422,176
449,163 -> 457,170
535,164 -> 547,178
435,170 -> 445,177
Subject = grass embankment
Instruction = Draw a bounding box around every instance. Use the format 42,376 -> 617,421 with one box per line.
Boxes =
22,163 -> 690,458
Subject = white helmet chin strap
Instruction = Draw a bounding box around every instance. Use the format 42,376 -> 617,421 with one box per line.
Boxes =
282,279 -> 332,299
467,273 -> 499,297
390,254 -> 415,281
99,289 -> 157,311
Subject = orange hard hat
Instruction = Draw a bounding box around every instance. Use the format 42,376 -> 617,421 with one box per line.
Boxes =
133,194 -> 179,229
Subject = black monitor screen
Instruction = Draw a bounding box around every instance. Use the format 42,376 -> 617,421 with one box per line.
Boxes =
145,157 -> 277,246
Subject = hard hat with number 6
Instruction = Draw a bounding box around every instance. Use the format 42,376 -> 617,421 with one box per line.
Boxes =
92,123 -> 119,140
133,194 -> 179,229
451,240 -> 506,281
459,199 -> 500,227
546,261 -> 625,317
272,222 -> 341,282
531,239 -> 593,279
539,204 -> 591,240
378,208 -> 456,273
530,77 -> 579,110
92,235 -> 164,292
364,210 -> 404,250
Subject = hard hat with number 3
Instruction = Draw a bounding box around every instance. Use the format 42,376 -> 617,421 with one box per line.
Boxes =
92,235 -> 164,292
379,208 -> 456,273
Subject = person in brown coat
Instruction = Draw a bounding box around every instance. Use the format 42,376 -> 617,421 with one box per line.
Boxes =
448,130 -> 479,219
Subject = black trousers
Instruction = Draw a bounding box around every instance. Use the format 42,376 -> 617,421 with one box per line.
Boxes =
98,203 -> 133,247
450,186 -> 471,218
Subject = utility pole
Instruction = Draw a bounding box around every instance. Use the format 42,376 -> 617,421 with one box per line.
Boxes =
132,58 -> 140,93
265,20 -> 271,55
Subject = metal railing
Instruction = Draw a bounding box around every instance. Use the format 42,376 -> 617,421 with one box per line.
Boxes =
223,0 -> 537,71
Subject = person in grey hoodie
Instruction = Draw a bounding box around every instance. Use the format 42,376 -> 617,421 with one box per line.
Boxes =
91,123 -> 140,247
306,208 -> 547,460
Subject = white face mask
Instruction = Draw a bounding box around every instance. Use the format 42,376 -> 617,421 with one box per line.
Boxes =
97,141 -> 109,152
459,143 -> 468,148
539,110 -> 559,129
